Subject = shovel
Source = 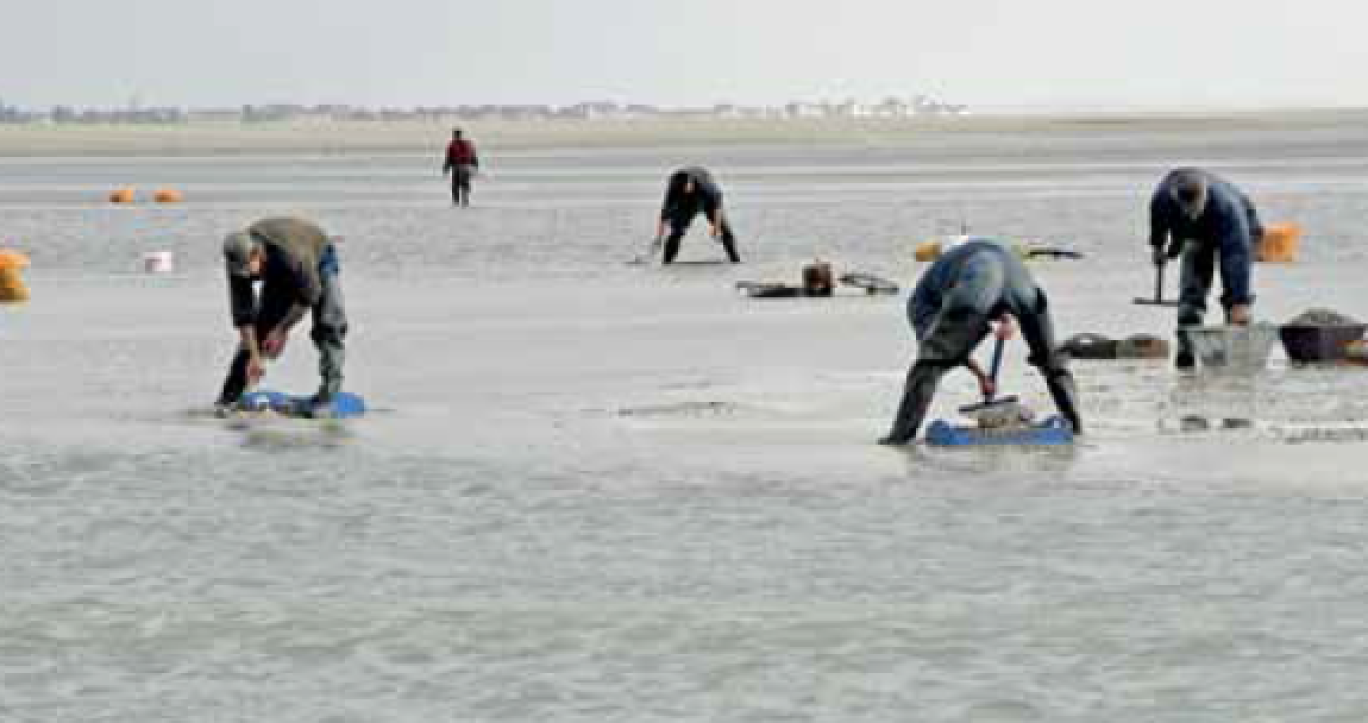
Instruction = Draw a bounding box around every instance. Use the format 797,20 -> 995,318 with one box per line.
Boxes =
1134,262 -> 1179,307
958,335 -> 1022,425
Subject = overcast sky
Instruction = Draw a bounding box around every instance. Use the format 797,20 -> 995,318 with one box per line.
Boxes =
3,0 -> 1364,110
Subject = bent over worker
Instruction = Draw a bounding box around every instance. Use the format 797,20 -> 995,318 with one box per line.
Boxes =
654,166 -> 741,264
216,216 -> 347,413
1148,167 -> 1262,368
880,238 -> 1082,445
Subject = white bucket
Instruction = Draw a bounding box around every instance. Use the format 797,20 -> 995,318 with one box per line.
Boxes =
143,250 -> 174,274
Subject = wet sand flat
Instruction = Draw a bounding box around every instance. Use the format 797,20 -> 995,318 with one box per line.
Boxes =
4,116 -> 1368,721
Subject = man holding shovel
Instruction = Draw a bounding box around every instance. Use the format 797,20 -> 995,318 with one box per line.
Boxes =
879,238 -> 1082,445
1147,168 -> 1262,368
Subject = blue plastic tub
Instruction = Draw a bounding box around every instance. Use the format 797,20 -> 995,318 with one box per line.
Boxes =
926,415 -> 1074,447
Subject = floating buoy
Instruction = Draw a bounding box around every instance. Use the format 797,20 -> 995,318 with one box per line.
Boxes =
0,249 -> 31,303
1257,223 -> 1300,263
153,189 -> 183,203
109,188 -> 136,203
142,250 -> 175,274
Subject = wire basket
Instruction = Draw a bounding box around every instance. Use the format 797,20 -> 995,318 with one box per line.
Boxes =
1183,323 -> 1279,372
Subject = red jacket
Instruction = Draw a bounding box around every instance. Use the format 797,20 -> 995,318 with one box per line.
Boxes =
444,139 -> 478,170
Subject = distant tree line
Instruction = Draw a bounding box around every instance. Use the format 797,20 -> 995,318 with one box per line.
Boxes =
0,95 -> 968,126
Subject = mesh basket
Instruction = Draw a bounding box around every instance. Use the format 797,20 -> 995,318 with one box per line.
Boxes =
1183,323 -> 1279,371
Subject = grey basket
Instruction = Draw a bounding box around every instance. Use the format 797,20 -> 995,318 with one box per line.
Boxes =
1183,323 -> 1279,371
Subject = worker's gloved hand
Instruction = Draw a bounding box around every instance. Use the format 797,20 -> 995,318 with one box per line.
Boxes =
247,355 -> 266,384
1151,245 -> 1169,267
262,329 -> 289,359
976,374 -> 997,400
1227,304 -> 1252,326
993,315 -> 1017,341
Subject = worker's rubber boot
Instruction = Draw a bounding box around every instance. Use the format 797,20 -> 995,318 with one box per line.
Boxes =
1044,368 -> 1083,434
879,361 -> 949,445
307,376 -> 342,418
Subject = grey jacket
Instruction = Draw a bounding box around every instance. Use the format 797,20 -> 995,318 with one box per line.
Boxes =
908,239 -> 1043,339
228,217 -> 332,327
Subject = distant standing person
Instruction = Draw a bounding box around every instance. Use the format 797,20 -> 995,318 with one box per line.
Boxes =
216,217 -> 347,415
654,166 -> 741,264
1147,167 -> 1262,368
442,128 -> 480,207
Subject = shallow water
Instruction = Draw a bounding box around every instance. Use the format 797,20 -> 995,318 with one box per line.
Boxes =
4,129 -> 1368,721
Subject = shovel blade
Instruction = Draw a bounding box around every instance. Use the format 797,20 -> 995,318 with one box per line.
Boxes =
958,394 -> 1020,415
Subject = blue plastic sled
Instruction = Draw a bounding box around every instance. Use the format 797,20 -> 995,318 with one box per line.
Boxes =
236,390 -> 367,419
926,415 -> 1074,447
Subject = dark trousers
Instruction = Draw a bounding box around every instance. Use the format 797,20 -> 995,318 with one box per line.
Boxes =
1175,239 -> 1253,356
218,251 -> 347,405
884,296 -> 1081,443
663,212 -> 741,264
450,165 -> 474,206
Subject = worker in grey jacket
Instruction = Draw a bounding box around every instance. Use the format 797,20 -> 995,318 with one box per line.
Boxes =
880,238 -> 1081,445
1148,167 -> 1262,368
654,166 -> 741,264
216,217 -> 347,412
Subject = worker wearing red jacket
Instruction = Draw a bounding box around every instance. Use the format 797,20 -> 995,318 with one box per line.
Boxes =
442,128 -> 480,207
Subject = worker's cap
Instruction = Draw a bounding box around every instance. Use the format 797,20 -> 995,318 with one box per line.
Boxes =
223,230 -> 260,277
1170,171 -> 1209,217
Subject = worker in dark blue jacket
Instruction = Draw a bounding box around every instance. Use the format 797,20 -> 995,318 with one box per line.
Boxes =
654,167 -> 741,264
879,238 -> 1081,445
1148,168 -> 1262,368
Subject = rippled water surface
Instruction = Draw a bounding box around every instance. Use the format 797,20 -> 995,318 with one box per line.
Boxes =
4,128 -> 1368,721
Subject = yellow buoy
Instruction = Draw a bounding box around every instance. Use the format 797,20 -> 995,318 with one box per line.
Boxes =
153,189 -> 184,203
1257,223 -> 1300,263
109,188 -> 136,204
0,249 -> 31,303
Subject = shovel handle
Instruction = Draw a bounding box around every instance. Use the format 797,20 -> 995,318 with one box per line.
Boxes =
984,335 -> 1006,402
1155,262 -> 1166,302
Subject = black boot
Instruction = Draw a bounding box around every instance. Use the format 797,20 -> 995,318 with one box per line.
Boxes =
1044,368 -> 1083,434
1174,329 -> 1196,370
880,361 -> 948,445
216,348 -> 251,407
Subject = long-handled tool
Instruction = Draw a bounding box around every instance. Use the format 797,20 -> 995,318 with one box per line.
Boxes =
958,336 -> 1023,426
1133,262 -> 1179,307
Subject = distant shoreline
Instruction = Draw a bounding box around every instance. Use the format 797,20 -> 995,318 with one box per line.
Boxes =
1,109 -> 1367,157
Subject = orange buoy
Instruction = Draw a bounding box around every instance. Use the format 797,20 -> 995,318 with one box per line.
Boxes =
153,189 -> 184,203
914,240 -> 942,262
1257,223 -> 1300,263
0,249 -> 31,303
109,188 -> 136,204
